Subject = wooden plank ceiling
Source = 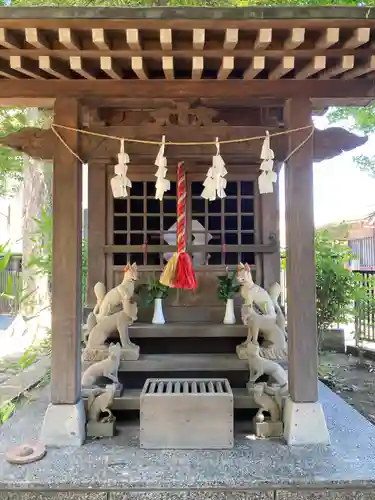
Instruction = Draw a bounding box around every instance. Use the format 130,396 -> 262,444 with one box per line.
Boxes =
0,23 -> 375,81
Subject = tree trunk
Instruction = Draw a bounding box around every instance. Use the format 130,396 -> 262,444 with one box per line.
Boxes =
21,108 -> 52,317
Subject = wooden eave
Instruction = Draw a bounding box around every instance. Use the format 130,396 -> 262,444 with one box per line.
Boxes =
0,7 -> 374,106
0,125 -> 366,165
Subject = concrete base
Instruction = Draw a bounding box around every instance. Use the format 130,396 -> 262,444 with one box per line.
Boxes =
283,397 -> 330,446
87,416 -> 116,438
39,400 -> 86,447
254,420 -> 283,438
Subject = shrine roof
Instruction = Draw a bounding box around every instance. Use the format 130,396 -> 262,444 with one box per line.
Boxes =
0,6 -> 375,106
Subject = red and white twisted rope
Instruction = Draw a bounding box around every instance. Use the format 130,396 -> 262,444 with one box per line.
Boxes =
177,161 -> 186,254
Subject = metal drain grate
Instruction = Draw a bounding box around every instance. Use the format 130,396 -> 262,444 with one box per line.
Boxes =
142,378 -> 232,395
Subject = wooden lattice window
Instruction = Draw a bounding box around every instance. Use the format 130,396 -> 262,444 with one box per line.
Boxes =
189,180 -> 255,266
113,180 -> 177,266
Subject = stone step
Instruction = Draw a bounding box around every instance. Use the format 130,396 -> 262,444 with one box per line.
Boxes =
129,323 -> 247,338
84,353 -> 287,373
108,387 -> 257,410
86,353 -> 248,372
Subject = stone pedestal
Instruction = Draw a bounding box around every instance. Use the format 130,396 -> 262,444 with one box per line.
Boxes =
254,421 -> 283,438
283,397 -> 330,446
39,400 -> 86,447
87,417 -> 116,438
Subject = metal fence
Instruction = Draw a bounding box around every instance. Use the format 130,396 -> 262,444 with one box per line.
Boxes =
355,270 -> 375,343
0,270 -> 21,315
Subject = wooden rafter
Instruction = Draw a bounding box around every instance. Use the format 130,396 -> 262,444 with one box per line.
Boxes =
318,55 -> 354,79
0,22 -> 370,84
100,56 -> 122,80
284,28 -> 305,49
69,56 -> 95,80
131,56 -> 148,80
25,28 -> 49,49
39,55 -> 70,80
10,56 -> 45,79
192,56 -> 204,80
295,56 -> 326,80
243,56 -> 265,79
268,56 -> 294,80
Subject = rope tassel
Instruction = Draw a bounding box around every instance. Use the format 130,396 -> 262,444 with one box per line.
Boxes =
160,162 -> 197,290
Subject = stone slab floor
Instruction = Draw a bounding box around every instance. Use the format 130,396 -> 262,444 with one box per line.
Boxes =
0,383 -> 375,499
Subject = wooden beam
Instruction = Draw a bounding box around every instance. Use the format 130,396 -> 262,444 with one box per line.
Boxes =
86,163 -> 106,308
254,28 -> 272,50
10,55 -> 45,79
100,56 -> 122,80
162,56 -> 174,80
92,28 -> 110,50
193,28 -> 205,50
217,56 -> 234,80
126,28 -> 141,50
192,56 -> 204,80
315,27 -> 340,49
243,56 -> 265,79
25,27 -> 49,49
341,55 -> 375,79
268,56 -> 294,80
58,28 -> 80,50
295,56 -> 326,80
131,56 -> 148,80
0,79 -> 371,101
39,56 -> 70,80
318,55 -> 354,79
284,27 -> 305,49
344,27 -> 370,49
51,97 -> 82,405
160,28 -> 172,50
224,28 -> 239,50
69,56 -> 95,80
260,163 -> 281,289
4,125 -> 363,165
284,97 -> 318,403
0,28 -> 20,49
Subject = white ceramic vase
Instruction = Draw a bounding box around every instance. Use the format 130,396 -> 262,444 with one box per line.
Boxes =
223,298 -> 236,325
152,297 -> 165,325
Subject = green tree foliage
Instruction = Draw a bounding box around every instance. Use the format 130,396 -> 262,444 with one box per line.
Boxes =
0,108 -> 28,196
315,230 -> 364,334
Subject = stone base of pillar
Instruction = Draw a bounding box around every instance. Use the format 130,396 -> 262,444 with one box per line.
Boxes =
283,396 -> 330,446
40,400 -> 86,447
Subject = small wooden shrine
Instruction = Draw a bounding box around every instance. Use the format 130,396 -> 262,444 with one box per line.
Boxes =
0,5 -> 373,446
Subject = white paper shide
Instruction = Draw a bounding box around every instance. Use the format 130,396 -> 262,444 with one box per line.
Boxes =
201,138 -> 227,201
110,139 -> 132,198
154,135 -> 170,201
258,131 -> 277,194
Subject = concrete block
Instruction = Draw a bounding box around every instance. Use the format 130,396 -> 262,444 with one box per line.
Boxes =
39,400 -> 86,447
320,328 -> 345,353
110,492 -> 274,500
254,420 -> 283,438
283,397 -> 330,446
140,378 -> 234,449
0,493 -> 107,500
87,416 -> 116,438
276,490 -> 374,500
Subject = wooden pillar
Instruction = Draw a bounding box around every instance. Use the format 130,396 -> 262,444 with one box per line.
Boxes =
261,163 -> 281,289
86,162 -> 106,308
284,98 -> 318,403
50,98 -> 82,405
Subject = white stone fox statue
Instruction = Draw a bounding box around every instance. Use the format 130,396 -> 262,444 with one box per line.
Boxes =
81,342 -> 121,388
237,262 -> 276,317
93,263 -> 138,320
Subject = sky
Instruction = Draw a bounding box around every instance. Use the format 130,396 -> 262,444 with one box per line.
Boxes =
278,115 -> 375,244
